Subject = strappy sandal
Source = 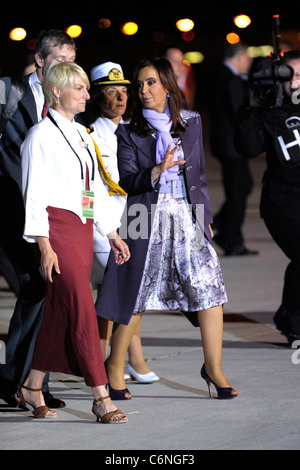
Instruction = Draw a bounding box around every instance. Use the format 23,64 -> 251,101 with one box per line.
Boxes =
16,385 -> 57,419
92,396 -> 128,424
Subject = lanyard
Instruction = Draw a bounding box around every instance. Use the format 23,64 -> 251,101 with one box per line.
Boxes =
47,112 -> 95,184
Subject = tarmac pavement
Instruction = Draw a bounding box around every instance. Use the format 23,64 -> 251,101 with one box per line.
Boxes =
0,129 -> 299,452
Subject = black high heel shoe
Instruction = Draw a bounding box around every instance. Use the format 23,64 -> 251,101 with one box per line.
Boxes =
200,364 -> 238,400
104,361 -> 132,400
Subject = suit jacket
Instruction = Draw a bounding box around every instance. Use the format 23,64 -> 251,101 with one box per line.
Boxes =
0,74 -> 46,386
0,74 -> 38,189
95,110 -> 213,325
209,63 -> 247,160
0,73 -> 39,267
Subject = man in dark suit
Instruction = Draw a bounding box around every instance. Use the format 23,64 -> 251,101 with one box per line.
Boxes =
209,43 -> 258,256
0,30 -> 76,407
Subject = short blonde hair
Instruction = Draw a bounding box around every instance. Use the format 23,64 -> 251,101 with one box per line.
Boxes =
42,61 -> 90,106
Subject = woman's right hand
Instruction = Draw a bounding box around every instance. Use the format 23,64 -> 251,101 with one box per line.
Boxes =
107,231 -> 131,265
37,236 -> 60,283
151,144 -> 186,181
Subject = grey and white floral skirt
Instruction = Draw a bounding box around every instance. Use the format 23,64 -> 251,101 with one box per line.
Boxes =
134,193 -> 228,326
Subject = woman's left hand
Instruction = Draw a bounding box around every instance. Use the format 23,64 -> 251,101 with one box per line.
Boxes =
37,236 -> 61,283
151,144 -> 185,182
108,231 -> 131,265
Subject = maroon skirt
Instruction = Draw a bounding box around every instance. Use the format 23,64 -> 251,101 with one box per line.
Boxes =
31,207 -> 107,387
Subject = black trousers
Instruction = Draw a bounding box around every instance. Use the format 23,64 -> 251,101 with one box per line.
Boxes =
0,176 -> 47,394
260,176 -> 300,335
214,158 -> 253,253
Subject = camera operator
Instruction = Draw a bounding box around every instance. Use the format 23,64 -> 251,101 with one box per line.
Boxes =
236,50 -> 300,345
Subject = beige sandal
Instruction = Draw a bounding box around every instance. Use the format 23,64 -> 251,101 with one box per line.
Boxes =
92,396 -> 128,424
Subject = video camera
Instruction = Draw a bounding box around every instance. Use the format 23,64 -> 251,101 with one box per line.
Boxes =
248,14 -> 294,108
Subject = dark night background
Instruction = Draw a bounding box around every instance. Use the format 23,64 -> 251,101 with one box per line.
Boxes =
0,1 -> 299,109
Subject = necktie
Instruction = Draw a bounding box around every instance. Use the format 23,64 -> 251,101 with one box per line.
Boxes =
42,99 -> 48,118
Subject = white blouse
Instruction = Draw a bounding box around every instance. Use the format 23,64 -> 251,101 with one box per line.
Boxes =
21,108 -> 121,243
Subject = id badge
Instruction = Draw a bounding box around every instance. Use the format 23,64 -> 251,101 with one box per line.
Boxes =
82,189 -> 94,219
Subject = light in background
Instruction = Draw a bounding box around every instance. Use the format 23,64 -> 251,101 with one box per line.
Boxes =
98,18 -> 111,29
233,14 -> 251,28
121,22 -> 138,35
226,32 -> 240,44
66,25 -> 82,38
184,51 -> 205,64
9,27 -> 27,41
176,18 -> 194,32
247,45 -> 273,58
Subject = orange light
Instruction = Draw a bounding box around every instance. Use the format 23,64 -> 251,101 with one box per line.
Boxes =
233,14 -> 251,28
98,18 -> 111,29
226,32 -> 240,44
66,25 -> 82,38
9,27 -> 27,41
176,18 -> 194,32
121,22 -> 138,35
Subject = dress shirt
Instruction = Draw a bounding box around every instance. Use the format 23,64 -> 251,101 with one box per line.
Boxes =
21,108 -> 121,243
29,71 -> 44,121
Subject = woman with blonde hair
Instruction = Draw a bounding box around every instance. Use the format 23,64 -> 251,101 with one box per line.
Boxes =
17,62 -> 129,423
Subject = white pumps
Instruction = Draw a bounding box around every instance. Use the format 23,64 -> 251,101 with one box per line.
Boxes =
126,363 -> 160,384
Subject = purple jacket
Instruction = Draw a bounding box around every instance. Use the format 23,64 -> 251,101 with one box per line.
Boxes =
95,110 -> 213,325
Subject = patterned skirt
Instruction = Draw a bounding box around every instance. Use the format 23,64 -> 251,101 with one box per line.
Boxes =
134,193 -> 227,326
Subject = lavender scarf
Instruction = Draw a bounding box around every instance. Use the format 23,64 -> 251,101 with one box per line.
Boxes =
143,106 -> 179,185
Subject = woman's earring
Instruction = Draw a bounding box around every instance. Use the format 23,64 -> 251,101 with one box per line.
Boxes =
167,92 -> 171,98
55,98 -> 60,106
